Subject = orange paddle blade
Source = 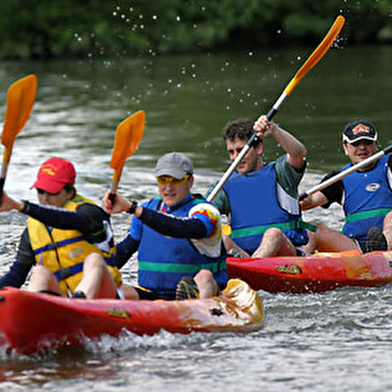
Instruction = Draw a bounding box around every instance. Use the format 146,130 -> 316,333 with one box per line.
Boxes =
284,15 -> 345,96
110,110 -> 145,171
2,75 -> 37,159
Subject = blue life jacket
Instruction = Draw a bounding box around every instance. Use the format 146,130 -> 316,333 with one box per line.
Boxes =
342,155 -> 392,243
224,163 -> 308,253
137,196 -> 228,296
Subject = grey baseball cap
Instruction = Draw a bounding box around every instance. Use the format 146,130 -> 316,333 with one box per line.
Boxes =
155,152 -> 194,179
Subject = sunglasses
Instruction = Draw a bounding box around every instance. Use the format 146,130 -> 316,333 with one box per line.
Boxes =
350,139 -> 375,147
156,174 -> 191,186
36,188 -> 61,196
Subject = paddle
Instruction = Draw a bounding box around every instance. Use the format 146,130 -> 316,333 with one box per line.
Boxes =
298,144 -> 392,201
0,74 -> 38,202
207,15 -> 345,202
109,110 -> 145,201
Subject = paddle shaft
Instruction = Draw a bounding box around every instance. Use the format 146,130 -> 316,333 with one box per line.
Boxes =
0,163 -> 9,197
109,169 -> 122,202
207,16 -> 345,202
298,144 -> 392,201
207,108 -> 276,202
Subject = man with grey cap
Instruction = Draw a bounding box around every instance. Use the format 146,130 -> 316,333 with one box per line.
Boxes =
301,119 -> 392,253
103,152 -> 228,300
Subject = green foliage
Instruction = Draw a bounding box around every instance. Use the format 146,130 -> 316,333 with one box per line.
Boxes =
0,0 -> 391,59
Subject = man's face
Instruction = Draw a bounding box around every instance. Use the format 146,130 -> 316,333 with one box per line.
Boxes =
157,175 -> 194,207
225,137 -> 263,174
343,139 -> 378,166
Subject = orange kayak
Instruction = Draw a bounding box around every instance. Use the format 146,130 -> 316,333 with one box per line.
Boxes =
227,250 -> 392,294
0,279 -> 264,354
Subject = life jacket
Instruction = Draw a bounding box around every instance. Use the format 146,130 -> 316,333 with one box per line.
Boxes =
137,196 -> 228,297
27,194 -> 122,294
342,155 -> 392,243
224,163 -> 309,253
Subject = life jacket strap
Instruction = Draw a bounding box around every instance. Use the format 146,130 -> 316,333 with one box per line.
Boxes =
231,219 -> 317,239
138,259 -> 227,274
33,236 -> 85,256
345,207 -> 392,223
53,256 -> 117,281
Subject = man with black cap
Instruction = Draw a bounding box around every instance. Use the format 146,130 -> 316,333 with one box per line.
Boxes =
301,119 -> 392,253
102,152 -> 228,300
0,157 -> 123,299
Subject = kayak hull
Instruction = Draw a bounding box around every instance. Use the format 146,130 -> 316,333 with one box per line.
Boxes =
0,279 -> 263,354
227,250 -> 392,294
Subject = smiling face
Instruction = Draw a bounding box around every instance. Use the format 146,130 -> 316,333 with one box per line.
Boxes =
225,137 -> 263,174
343,139 -> 378,168
157,175 -> 194,207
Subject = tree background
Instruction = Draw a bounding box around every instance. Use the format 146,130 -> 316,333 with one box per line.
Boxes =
0,0 -> 391,59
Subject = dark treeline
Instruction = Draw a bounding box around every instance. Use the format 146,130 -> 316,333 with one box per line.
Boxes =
1,0 -> 392,59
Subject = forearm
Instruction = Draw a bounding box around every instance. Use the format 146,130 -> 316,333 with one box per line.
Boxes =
22,201 -> 87,230
0,262 -> 32,289
300,192 -> 329,211
271,125 -> 307,167
139,208 -> 207,238
116,234 -> 139,269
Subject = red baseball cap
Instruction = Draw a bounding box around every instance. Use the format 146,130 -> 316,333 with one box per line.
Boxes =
31,157 -> 76,194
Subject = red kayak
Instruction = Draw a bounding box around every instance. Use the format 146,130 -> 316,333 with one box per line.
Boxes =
227,250 -> 392,294
0,279 -> 264,355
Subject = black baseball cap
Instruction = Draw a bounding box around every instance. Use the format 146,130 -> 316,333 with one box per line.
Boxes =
343,120 -> 377,144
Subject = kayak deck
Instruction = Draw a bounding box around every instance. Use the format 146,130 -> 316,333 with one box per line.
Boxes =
0,279 -> 264,354
227,250 -> 392,294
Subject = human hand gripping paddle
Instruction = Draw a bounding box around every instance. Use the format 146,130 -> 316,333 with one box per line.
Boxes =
298,144 -> 392,202
109,110 -> 145,202
207,15 -> 345,202
0,74 -> 37,204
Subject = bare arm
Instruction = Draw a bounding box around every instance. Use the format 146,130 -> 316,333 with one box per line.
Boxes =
0,191 -> 25,213
300,191 -> 329,211
102,190 -> 143,218
253,115 -> 307,170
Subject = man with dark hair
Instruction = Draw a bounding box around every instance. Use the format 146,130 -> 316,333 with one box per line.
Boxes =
207,115 -> 309,258
301,119 -> 392,253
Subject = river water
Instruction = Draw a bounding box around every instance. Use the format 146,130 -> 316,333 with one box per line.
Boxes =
0,45 -> 392,390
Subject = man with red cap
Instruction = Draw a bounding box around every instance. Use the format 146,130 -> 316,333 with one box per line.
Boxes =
0,157 -> 123,299
301,119 -> 392,253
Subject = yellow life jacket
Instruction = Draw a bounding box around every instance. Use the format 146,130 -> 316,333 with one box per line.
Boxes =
27,194 -> 122,294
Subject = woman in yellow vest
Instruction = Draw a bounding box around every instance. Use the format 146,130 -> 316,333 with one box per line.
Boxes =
0,157 -> 122,299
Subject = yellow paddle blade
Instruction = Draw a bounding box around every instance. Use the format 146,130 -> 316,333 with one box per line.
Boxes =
110,110 -> 145,172
2,75 -> 37,161
284,15 -> 345,96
